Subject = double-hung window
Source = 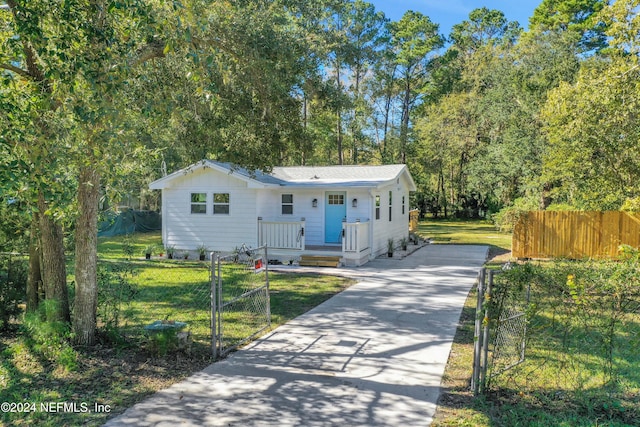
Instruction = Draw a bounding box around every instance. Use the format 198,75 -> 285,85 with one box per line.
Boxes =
375,195 -> 381,220
213,193 -> 230,214
388,191 -> 393,221
281,194 -> 293,215
191,193 -> 207,214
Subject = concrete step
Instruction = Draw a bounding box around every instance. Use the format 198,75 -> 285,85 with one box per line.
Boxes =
299,255 -> 341,268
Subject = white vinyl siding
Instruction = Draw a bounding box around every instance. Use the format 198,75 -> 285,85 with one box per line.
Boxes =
157,163 -> 413,258
162,167 -> 258,252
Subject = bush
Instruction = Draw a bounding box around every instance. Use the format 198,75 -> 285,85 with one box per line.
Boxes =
545,203 -> 578,211
146,329 -> 178,356
97,263 -> 138,334
620,197 -> 640,212
0,255 -> 27,331
22,301 -> 78,371
491,197 -> 539,232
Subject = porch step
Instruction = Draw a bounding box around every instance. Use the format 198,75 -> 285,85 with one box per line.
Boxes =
298,255 -> 342,268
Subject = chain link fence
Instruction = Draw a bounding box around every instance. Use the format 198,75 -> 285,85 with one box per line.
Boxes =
213,245 -> 270,359
472,267 -> 530,394
99,245 -> 272,358
472,260 -> 640,423
98,259 -> 212,355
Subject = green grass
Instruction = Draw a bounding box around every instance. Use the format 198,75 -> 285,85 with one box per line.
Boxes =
0,232 -> 354,427
415,218 -> 512,262
427,222 -> 640,427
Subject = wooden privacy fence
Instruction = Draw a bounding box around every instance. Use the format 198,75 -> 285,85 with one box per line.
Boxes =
409,209 -> 420,232
513,211 -> 640,259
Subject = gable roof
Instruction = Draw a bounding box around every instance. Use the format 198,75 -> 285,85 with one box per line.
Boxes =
149,160 -> 417,191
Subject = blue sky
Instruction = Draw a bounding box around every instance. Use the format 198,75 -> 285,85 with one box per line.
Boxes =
367,0 -> 543,37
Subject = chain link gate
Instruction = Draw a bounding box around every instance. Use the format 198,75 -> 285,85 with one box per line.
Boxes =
211,245 -> 271,359
472,267 -> 531,394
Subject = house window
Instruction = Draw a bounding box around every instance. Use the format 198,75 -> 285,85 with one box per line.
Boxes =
281,194 -> 293,215
213,193 -> 230,214
375,195 -> 380,220
389,191 -> 393,221
191,193 -> 207,214
402,196 -> 406,215
328,194 -> 344,205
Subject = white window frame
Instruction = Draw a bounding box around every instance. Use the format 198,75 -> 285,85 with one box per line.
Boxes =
190,193 -> 207,214
281,194 -> 293,215
213,193 -> 230,215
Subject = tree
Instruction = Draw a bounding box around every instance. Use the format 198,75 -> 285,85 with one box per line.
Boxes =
388,11 -> 444,164
450,7 -> 520,54
2,0 -> 324,344
342,0 -> 387,164
530,0 -> 608,52
541,0 -> 640,209
413,9 -> 527,216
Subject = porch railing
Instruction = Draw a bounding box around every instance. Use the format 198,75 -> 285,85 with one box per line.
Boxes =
342,220 -> 370,253
258,217 -> 305,250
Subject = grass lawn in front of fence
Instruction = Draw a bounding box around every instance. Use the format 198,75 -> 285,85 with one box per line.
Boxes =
426,220 -> 640,427
415,218 -> 512,262
0,232 -> 354,427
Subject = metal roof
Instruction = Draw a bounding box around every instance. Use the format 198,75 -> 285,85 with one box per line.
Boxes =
150,160 -> 416,191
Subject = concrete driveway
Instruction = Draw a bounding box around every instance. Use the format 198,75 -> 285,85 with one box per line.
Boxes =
104,244 -> 488,427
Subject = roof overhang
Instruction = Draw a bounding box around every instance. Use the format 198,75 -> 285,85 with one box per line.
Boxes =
148,160 -> 282,190
149,161 -> 418,192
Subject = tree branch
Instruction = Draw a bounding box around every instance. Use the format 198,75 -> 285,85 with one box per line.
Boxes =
0,62 -> 31,78
131,39 -> 166,66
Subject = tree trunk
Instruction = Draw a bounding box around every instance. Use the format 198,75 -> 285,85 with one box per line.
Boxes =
26,216 -> 42,313
73,166 -> 101,346
400,77 -> 411,164
336,110 -> 344,165
335,61 -> 344,165
37,192 -> 70,323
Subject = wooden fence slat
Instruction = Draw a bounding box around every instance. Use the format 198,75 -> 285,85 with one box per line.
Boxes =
513,211 -> 640,259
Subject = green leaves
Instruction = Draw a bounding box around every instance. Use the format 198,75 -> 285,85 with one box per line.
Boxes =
542,54 -> 640,209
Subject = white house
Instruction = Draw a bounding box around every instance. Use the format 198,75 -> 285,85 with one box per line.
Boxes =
149,160 -> 417,266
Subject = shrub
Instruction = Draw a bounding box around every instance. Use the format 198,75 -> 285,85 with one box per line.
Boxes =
620,197 -> 640,212
121,234 -> 135,260
22,301 -> 78,371
97,264 -> 138,334
146,329 -> 178,356
0,256 -> 27,331
491,197 -> 539,232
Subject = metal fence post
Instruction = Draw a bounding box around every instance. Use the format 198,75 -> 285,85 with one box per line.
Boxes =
480,269 -> 494,393
211,252 -> 218,359
264,245 -> 271,327
472,268 -> 486,395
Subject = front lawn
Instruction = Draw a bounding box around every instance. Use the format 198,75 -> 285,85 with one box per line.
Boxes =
0,232 -> 353,427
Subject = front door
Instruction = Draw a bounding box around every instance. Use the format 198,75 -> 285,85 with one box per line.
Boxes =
325,191 -> 346,244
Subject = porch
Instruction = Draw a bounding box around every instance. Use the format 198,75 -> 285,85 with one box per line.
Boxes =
257,217 -> 371,267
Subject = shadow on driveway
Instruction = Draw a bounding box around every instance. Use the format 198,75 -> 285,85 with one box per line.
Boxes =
105,244 -> 488,427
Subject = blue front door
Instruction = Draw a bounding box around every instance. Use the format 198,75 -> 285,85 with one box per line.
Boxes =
325,192 -> 346,244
